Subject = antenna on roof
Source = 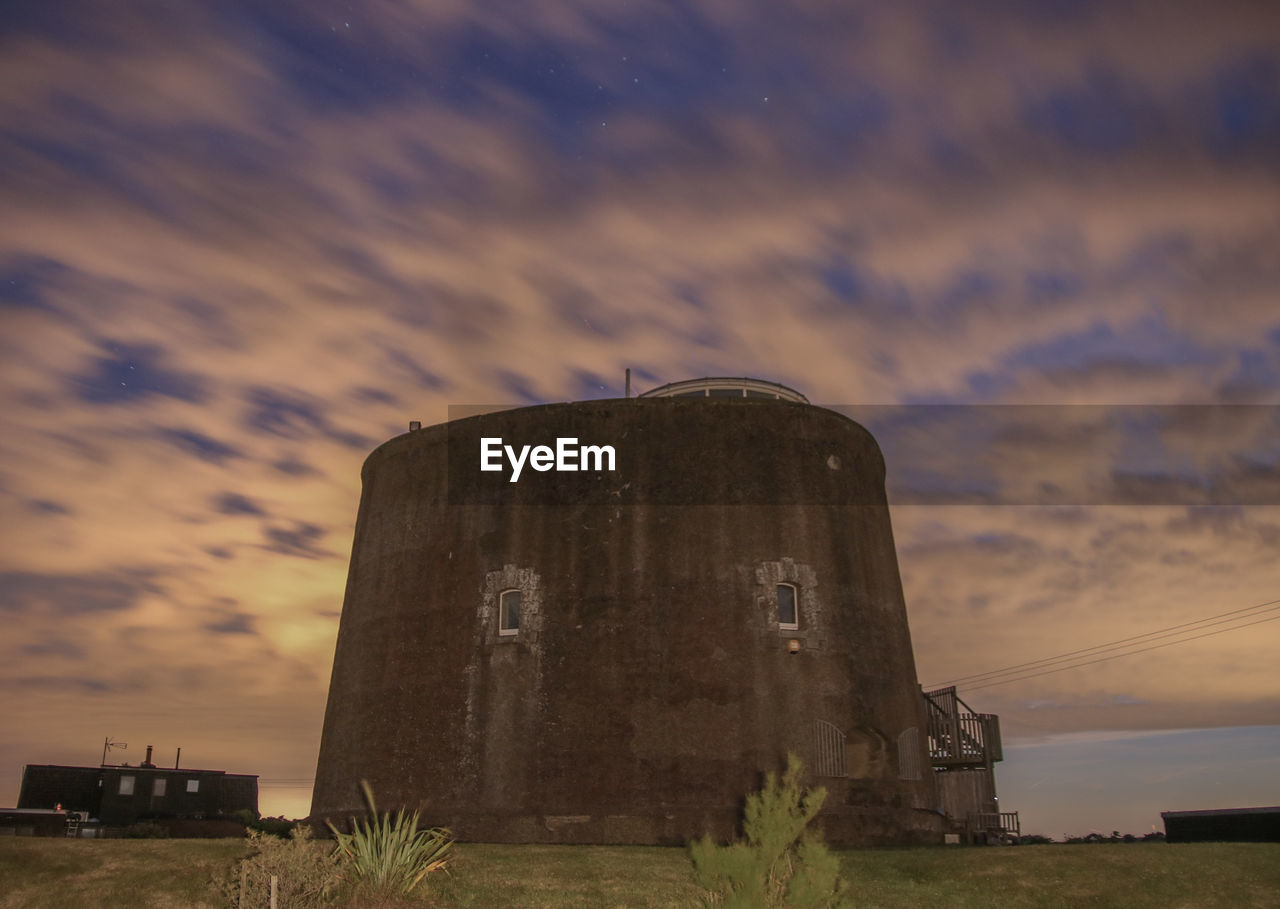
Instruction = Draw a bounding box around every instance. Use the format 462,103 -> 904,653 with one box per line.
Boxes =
625,368 -> 631,399
101,737 -> 127,767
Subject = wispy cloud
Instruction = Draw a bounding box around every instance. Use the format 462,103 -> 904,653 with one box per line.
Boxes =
2,0 -> 1278,827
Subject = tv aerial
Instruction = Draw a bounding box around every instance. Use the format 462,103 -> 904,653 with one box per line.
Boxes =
101,737 -> 127,766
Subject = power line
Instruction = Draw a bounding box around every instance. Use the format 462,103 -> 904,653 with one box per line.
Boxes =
251,778 -> 316,789
951,601 -> 1280,687
961,610 -> 1280,692
930,596 -> 1280,687
924,596 -> 1280,689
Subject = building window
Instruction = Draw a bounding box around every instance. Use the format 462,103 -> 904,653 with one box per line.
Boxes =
777,583 -> 798,629
118,775 -> 134,796
153,778 -> 166,797
499,589 -> 521,636
186,779 -> 200,794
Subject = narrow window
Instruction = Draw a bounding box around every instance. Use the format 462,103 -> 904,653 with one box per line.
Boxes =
186,779 -> 200,794
499,589 -> 521,636
118,775 -> 135,796
153,778 -> 166,797
777,583 -> 798,629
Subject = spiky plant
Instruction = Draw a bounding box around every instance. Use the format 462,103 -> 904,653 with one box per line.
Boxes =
326,780 -> 453,895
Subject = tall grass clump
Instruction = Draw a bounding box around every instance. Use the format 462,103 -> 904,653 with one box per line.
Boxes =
327,780 -> 453,897
227,826 -> 341,908
689,754 -> 845,908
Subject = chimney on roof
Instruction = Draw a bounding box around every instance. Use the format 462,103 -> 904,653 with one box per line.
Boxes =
142,745 -> 155,769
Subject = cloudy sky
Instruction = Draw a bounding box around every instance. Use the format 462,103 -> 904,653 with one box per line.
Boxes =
3,0 -> 1279,836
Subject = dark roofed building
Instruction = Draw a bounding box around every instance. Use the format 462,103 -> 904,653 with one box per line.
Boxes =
1162,807 -> 1280,843
0,809 -> 78,837
18,748 -> 257,827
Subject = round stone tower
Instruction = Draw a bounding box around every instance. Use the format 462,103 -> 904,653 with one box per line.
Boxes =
311,380 -> 940,844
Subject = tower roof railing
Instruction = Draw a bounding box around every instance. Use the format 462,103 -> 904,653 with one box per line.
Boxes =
638,377 -> 809,403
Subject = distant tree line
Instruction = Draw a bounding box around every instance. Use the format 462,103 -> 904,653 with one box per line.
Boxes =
1013,831 -> 1166,845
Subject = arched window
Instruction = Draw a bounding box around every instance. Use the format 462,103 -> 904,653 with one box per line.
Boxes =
777,583 -> 798,630
499,589 -> 521,636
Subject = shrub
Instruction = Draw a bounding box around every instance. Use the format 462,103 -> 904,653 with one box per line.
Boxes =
231,808 -> 296,839
122,821 -> 168,838
226,826 -> 341,909
253,815 -> 298,839
689,754 -> 845,908
327,780 -> 453,897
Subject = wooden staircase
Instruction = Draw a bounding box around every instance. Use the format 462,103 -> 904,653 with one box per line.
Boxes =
923,686 -> 1003,768
924,686 -> 1019,843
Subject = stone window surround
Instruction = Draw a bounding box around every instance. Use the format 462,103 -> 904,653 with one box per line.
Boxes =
755,558 -> 825,648
481,564 -> 543,646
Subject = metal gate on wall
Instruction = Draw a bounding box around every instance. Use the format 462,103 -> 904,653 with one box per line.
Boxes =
897,727 -> 921,780
812,720 -> 847,778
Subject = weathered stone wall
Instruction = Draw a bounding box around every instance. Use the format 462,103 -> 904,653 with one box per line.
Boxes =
311,398 -> 941,844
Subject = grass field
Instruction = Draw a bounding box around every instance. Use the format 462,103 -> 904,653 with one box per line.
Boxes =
0,838 -> 1277,908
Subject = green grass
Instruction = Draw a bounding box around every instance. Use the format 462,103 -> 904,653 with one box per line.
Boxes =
0,838 -> 244,909
836,843 -> 1280,908
0,839 -> 1277,908
427,844 -> 704,907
